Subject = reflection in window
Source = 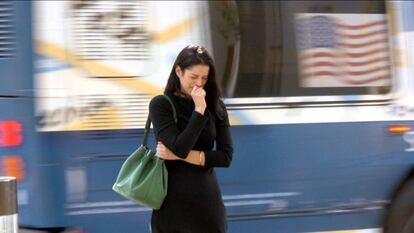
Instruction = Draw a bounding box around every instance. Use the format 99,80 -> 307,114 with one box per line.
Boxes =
209,1 -> 390,99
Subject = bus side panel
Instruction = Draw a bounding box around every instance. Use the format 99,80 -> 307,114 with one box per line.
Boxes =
218,122 -> 413,232
50,121 -> 414,233
0,98 -> 61,227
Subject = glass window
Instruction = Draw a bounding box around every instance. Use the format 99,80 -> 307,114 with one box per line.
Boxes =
209,1 -> 390,99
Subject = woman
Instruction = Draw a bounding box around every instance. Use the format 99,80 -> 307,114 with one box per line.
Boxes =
149,45 -> 233,233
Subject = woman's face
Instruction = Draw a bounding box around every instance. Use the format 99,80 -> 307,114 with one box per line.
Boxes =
176,64 -> 209,95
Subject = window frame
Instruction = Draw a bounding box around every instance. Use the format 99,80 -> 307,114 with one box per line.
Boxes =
218,0 -> 400,108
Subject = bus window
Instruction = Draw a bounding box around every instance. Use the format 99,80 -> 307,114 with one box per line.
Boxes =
209,1 -> 390,98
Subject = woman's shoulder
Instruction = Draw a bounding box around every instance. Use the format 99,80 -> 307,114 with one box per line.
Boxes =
149,94 -> 171,110
218,99 -> 226,108
215,99 -> 229,121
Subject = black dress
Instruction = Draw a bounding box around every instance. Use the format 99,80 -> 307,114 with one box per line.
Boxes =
149,94 -> 233,233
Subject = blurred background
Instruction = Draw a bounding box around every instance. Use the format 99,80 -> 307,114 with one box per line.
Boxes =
1,1 -> 414,232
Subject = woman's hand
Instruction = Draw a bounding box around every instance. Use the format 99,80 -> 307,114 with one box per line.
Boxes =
191,86 -> 206,114
156,142 -> 182,160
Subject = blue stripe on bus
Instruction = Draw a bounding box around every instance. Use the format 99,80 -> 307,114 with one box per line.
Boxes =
34,54 -> 71,73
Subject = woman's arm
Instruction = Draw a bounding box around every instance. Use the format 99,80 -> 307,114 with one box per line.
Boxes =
149,95 -> 208,158
156,142 -> 205,166
203,102 -> 233,168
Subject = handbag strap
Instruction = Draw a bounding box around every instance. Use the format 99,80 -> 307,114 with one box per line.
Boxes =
143,94 -> 177,146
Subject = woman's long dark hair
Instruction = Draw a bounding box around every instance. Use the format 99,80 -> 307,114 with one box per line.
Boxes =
164,45 -> 224,116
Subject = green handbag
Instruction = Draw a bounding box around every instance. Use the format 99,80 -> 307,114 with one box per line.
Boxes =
112,95 -> 176,209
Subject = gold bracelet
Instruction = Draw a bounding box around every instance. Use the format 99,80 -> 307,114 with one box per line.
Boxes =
199,151 -> 203,166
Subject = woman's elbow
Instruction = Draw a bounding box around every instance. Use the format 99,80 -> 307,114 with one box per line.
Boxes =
163,138 -> 190,159
222,152 -> 233,168
173,144 -> 191,159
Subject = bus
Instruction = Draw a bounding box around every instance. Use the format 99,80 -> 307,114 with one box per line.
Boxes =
1,1 -> 414,232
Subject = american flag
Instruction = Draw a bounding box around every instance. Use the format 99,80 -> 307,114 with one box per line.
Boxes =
295,14 -> 391,87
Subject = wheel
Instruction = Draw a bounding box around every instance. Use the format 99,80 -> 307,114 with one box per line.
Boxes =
384,178 -> 414,233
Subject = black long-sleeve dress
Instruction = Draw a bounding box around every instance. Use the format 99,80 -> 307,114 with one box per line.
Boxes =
149,94 -> 233,233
